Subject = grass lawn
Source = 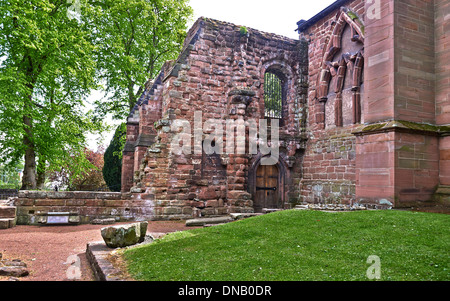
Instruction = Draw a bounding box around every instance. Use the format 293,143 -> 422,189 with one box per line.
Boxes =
123,210 -> 449,281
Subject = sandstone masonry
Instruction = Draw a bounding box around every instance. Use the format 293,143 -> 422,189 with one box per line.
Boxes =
11,0 -> 450,224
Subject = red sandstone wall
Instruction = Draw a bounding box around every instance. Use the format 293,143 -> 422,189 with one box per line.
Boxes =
354,0 -> 444,207
355,131 -> 395,204
394,0 -> 436,124
440,137 -> 450,186
299,0 -> 365,205
130,18 -> 305,218
364,0 -> 395,123
436,0 -> 450,187
435,0 -> 449,126
356,129 -> 440,208
121,123 -> 139,192
14,191 -> 152,225
365,0 -> 437,123
395,132 -> 439,206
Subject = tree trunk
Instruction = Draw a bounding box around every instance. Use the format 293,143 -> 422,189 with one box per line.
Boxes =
21,79 -> 37,190
128,82 -> 137,111
21,114 -> 37,190
36,158 -> 46,190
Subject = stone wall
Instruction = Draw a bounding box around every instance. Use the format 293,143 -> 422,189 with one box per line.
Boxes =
13,191 -> 153,225
301,126 -> 359,205
297,0 -> 449,208
298,0 -> 365,205
394,0 -> 436,124
122,17 -> 307,218
353,0 -> 448,207
118,0 -> 450,216
435,0 -> 450,189
354,122 -> 442,208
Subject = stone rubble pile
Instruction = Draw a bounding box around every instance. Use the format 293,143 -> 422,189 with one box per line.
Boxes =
0,253 -> 29,279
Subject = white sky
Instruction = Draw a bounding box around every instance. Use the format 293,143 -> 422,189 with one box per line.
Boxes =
188,0 -> 337,39
88,0 -> 337,150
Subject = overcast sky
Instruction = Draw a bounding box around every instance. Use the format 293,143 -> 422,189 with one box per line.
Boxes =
89,0 -> 337,149
188,0 -> 336,39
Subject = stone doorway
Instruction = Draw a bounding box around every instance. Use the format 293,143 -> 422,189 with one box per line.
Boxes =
254,165 -> 281,212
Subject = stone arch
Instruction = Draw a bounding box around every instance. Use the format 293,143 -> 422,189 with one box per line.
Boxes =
316,7 -> 365,126
260,59 -> 296,126
247,153 -> 290,211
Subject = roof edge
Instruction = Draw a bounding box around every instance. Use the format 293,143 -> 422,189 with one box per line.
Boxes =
296,0 -> 353,33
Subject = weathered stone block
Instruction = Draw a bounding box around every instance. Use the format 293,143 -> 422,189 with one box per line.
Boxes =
0,266 -> 29,277
186,216 -> 233,227
69,215 -> 81,224
0,206 -> 16,219
92,218 -> 116,225
0,219 -> 11,229
47,192 -> 74,199
101,222 -> 148,248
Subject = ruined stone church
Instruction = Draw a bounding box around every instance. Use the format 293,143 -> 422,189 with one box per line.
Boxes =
9,0 -> 449,225
118,0 -> 449,220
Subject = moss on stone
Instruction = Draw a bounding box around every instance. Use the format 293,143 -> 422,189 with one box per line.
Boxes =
399,145 -> 413,152
360,121 -> 450,134
346,9 -> 365,35
361,123 -> 387,132
397,120 -> 450,133
239,26 -> 248,36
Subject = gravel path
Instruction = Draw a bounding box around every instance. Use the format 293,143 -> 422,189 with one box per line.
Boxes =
0,221 -> 191,281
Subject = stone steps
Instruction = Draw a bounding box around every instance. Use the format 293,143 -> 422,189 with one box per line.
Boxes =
0,206 -> 17,229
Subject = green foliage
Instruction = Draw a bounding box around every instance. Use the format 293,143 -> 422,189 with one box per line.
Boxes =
0,162 -> 23,189
103,123 -> 126,192
0,0 -> 107,189
264,72 -> 283,118
124,210 -> 450,281
0,0 -> 193,189
90,0 -> 193,119
239,26 -> 248,36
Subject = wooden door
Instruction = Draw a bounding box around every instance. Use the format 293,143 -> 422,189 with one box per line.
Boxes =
255,165 -> 280,212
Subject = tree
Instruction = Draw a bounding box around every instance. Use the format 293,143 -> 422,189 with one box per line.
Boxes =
0,0 -> 193,190
0,0 -> 105,189
0,162 -> 23,189
103,123 -> 126,192
91,0 -> 193,119
48,147 -> 108,191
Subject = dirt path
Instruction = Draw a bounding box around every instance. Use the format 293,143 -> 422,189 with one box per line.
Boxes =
0,221 -> 191,281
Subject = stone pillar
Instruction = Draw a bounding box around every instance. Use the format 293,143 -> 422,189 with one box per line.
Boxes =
435,0 -> 450,206
363,0 -> 395,123
121,122 -> 139,193
354,130 -> 396,207
354,0 -> 442,208
437,135 -> 450,206
225,89 -> 255,213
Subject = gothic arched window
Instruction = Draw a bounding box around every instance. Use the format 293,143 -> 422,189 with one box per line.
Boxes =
264,71 -> 285,120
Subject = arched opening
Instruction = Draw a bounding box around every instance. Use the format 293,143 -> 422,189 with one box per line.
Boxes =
254,164 -> 281,213
264,70 -> 287,122
317,7 -> 365,128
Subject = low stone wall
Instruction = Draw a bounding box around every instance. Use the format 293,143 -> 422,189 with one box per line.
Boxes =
13,191 -> 155,225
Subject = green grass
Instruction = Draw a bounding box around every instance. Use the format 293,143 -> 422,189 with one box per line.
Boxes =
123,210 -> 450,281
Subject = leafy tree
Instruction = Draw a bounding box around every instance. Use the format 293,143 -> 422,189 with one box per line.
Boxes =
48,147 -> 108,191
0,162 -> 23,189
91,0 -> 193,119
0,0 -> 193,190
103,123 -> 126,192
0,0 -> 105,189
